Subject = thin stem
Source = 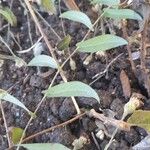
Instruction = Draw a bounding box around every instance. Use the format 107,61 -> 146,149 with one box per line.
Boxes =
122,20 -> 136,73
33,7 -> 62,41
0,36 -> 16,57
104,115 -> 126,150
0,101 -> 11,148
21,112 -> 85,143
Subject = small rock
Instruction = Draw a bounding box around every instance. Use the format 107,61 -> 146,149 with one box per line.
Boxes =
29,74 -> 46,88
85,62 -> 105,79
49,127 -> 75,146
59,98 -> 76,121
124,128 -> 140,145
110,98 -> 124,119
99,90 -> 113,108
76,97 -> 99,109
50,98 -> 64,116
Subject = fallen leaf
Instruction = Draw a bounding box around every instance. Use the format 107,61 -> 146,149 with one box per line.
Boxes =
120,70 -> 131,98
127,110 -> 150,132
62,0 -> 80,11
9,127 -> 24,144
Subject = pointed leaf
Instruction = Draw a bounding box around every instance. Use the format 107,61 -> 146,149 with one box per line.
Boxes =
57,34 -> 72,51
103,8 -> 142,20
127,110 -> 150,132
15,56 -> 27,68
18,143 -> 70,150
60,10 -> 94,31
41,0 -> 56,14
28,55 -> 58,68
43,81 -> 100,102
91,0 -> 120,7
76,34 -> 128,53
0,89 -> 31,114
0,7 -> 17,26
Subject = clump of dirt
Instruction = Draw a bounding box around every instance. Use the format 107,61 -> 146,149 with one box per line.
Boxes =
0,0 -> 149,150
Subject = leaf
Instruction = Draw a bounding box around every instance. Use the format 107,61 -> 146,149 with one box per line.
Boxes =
127,110 -> 150,132
103,8 -> 142,20
0,54 -> 27,68
57,35 -> 72,51
0,89 -> 31,114
41,0 -> 56,14
28,55 -> 58,69
43,81 -> 100,102
60,10 -> 94,31
0,6 -> 17,26
91,0 -> 120,7
18,143 -> 71,150
15,56 -> 27,68
76,34 -> 128,53
62,0 -> 80,11
9,127 -> 24,144
120,70 -> 131,98
132,135 -> 150,150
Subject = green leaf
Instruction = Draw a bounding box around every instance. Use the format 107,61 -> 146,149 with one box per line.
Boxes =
10,127 -> 24,144
15,56 -> 27,68
28,55 -> 58,69
0,89 -> 31,114
0,6 -> 17,26
60,10 -> 94,31
41,0 -> 56,14
103,8 -> 142,20
43,81 -> 100,102
57,35 -> 72,51
18,143 -> 71,150
91,0 -> 120,7
76,34 -> 128,53
127,110 -> 150,132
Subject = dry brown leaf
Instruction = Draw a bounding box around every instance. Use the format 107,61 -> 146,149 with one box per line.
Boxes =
120,70 -> 131,98
63,0 -> 80,11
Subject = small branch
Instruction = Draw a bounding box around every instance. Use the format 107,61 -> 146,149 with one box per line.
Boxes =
21,113 -> 85,144
140,20 -> 148,70
90,53 -> 123,85
88,109 -> 130,131
122,20 -> 136,73
0,101 -> 11,148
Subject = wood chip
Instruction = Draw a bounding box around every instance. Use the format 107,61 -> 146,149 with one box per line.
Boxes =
120,70 -> 131,99
63,0 -> 80,11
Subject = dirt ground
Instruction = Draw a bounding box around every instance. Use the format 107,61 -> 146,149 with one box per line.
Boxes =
0,0 -> 150,150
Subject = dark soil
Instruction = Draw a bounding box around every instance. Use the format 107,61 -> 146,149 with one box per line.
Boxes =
0,0 -> 149,150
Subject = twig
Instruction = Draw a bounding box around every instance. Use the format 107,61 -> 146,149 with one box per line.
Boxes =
0,101 -> 11,148
122,20 -> 136,73
22,112 -> 85,143
17,36 -> 43,53
0,24 -> 9,31
10,31 -> 22,51
90,53 -> 123,85
0,36 -> 16,57
8,112 -> 85,150
88,109 -> 130,131
33,7 -> 62,41
140,20 -> 148,69
59,0 -> 66,36
104,115 -> 126,150
91,132 -> 101,150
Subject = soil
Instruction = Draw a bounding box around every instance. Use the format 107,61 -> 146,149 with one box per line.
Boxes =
0,0 -> 150,150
